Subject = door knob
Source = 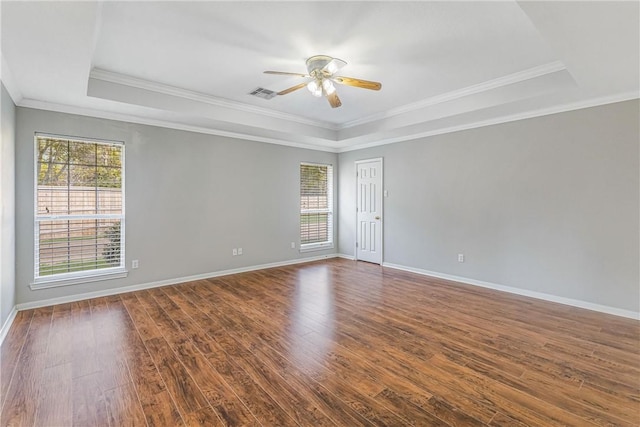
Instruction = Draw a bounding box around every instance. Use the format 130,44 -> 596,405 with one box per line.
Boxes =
375,216 -> 380,220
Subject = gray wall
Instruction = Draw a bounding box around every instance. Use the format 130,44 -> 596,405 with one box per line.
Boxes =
11,100 -> 640,313
339,100 -> 640,313
15,108 -> 338,305
1,83 -> 16,327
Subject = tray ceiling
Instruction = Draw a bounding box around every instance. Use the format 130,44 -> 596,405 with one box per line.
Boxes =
1,1 -> 638,152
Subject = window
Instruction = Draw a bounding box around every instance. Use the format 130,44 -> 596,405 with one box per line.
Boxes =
300,163 -> 333,250
34,134 -> 125,286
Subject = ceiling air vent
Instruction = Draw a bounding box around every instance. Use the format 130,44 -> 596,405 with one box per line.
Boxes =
249,87 -> 278,100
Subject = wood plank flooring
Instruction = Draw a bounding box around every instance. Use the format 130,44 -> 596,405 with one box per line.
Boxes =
1,259 -> 638,426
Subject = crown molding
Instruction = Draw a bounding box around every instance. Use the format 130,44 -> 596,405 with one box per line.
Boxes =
90,62 -> 568,136
1,53 -> 23,104
18,99 -> 340,153
90,68 -> 339,131
18,91 -> 638,155
339,61 -> 568,130
337,90 -> 639,153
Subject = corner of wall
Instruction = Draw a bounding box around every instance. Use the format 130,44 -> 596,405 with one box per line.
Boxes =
0,81 -> 18,332
0,307 -> 18,345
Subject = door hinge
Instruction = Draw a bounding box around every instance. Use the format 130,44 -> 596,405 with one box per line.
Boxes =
355,242 -> 358,247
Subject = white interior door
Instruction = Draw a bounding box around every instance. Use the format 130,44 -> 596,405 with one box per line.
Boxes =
356,159 -> 383,264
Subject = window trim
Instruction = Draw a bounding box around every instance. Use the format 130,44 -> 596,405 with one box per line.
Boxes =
299,162 -> 334,252
31,133 -> 127,289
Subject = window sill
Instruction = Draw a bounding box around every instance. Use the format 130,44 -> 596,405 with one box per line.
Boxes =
299,243 -> 334,253
30,268 -> 128,290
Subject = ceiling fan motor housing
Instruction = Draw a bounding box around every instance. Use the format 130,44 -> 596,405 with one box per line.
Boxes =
306,55 -> 334,76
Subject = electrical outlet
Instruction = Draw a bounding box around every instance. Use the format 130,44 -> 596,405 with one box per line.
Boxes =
237,247 -> 243,255
291,242 -> 296,249
232,248 -> 238,256
458,254 -> 464,263
132,259 -> 139,269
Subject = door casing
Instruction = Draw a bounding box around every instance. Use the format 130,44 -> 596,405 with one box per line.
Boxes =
355,157 -> 383,264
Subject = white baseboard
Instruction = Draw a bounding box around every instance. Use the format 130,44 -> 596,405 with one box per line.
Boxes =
16,254 -> 338,311
0,307 -> 18,346
383,262 -> 640,320
13,255 -> 638,321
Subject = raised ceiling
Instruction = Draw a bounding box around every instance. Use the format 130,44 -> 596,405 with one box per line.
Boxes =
1,1 -> 638,152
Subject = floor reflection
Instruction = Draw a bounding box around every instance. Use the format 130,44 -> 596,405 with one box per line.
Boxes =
288,265 -> 336,374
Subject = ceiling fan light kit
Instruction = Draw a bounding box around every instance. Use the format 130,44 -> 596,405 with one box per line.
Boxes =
322,79 -> 336,95
307,80 -> 323,97
264,54 -> 382,108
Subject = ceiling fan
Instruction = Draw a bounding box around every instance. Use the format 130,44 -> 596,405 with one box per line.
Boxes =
264,55 -> 382,108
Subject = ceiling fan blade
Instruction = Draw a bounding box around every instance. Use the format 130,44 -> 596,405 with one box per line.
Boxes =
333,76 -> 382,91
264,71 -> 309,77
278,82 -> 308,95
327,91 -> 342,108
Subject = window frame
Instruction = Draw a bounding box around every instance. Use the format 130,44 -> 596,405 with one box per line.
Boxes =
299,162 -> 334,252
31,133 -> 127,289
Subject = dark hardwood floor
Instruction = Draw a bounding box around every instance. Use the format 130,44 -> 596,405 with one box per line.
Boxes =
1,259 -> 638,426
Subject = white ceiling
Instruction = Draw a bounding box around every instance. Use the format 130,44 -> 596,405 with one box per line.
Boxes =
1,1 -> 638,152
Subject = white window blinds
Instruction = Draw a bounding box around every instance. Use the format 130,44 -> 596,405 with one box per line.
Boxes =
34,135 -> 125,282
300,163 -> 333,248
